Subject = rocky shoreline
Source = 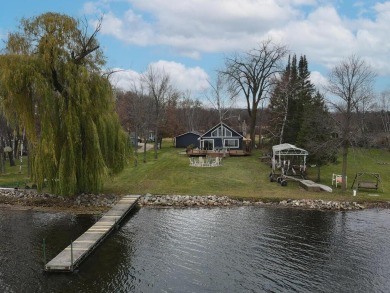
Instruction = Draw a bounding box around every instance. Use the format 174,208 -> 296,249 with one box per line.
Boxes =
0,188 -> 120,214
1,188 -> 388,213
139,194 -> 368,210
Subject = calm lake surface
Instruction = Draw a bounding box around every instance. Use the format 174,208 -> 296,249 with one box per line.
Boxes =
1,206 -> 390,293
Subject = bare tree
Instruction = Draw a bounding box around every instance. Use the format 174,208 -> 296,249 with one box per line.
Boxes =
204,73 -> 238,122
115,86 -> 153,165
179,90 -> 203,132
220,39 -> 288,148
325,55 -> 376,191
203,74 -> 240,152
141,65 -> 174,159
376,90 -> 390,150
268,73 -> 297,145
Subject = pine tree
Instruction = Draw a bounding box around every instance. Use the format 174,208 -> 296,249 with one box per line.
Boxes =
283,55 -> 299,143
269,54 -> 317,145
296,91 -> 337,181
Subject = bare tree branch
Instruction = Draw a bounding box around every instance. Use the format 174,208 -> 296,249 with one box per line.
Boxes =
219,39 -> 288,147
324,55 -> 376,191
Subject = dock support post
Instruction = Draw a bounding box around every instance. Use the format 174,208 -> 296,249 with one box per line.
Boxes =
70,240 -> 73,272
42,238 -> 46,267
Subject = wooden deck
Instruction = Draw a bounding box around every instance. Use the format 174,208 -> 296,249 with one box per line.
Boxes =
228,150 -> 250,156
186,149 -> 250,157
45,194 -> 141,273
187,149 -> 224,157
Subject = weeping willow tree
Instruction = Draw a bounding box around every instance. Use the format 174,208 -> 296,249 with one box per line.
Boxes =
0,13 -> 129,195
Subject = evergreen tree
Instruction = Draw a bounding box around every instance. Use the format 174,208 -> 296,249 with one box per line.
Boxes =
283,55 -> 299,143
296,91 -> 337,181
0,13 -> 129,195
268,54 -> 318,145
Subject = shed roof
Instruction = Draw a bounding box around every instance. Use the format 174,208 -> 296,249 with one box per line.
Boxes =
175,131 -> 202,138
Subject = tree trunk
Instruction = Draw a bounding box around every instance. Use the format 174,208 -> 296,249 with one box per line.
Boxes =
279,95 -> 289,144
143,136 -> 147,163
154,126 -> 158,160
249,108 -> 258,148
7,152 -> 15,167
0,138 -> 4,174
134,130 -> 138,167
27,142 -> 31,178
316,165 -> 321,182
341,142 -> 348,192
258,105 -> 263,148
6,130 -> 15,166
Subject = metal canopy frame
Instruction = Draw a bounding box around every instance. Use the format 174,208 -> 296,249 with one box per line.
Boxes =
272,143 -> 309,172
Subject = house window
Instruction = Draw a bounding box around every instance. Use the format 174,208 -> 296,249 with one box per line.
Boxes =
224,139 -> 239,148
211,127 -> 221,137
224,129 -> 232,137
202,139 -> 214,150
212,126 -> 232,137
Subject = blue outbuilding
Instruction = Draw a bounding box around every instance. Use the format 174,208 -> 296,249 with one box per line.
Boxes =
174,131 -> 201,148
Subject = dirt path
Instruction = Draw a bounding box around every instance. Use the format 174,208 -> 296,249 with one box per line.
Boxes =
137,143 -> 154,151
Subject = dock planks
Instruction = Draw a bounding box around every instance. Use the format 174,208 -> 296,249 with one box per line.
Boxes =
45,195 -> 140,272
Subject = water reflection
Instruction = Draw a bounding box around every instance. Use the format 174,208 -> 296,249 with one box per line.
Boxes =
1,207 -> 390,292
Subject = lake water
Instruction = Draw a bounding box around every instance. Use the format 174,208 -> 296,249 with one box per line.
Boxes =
1,206 -> 390,292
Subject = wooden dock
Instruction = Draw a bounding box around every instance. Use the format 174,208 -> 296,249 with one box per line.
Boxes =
45,194 -> 141,273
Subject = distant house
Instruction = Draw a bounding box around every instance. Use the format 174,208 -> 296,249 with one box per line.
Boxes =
147,130 -> 155,142
129,132 -> 141,145
174,131 -> 201,148
199,122 -> 244,150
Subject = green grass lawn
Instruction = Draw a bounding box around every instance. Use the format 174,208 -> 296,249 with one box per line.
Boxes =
1,145 -> 389,203
0,158 -> 30,188
104,143 -> 390,202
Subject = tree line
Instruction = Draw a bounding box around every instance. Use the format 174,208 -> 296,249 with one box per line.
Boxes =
114,46 -> 386,191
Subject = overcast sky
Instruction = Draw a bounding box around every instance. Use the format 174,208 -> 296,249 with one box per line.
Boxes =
1,0 -> 390,102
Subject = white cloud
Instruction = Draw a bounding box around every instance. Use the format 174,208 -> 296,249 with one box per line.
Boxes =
292,0 -> 316,5
310,70 -> 328,88
109,61 -> 209,93
86,0 -> 390,79
86,0 -> 300,53
109,69 -> 141,91
271,6 -> 356,67
83,1 -> 101,14
151,60 -> 210,92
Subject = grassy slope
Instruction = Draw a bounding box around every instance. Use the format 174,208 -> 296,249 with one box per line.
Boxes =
0,159 -> 29,188
0,145 -> 388,203
104,143 -> 390,202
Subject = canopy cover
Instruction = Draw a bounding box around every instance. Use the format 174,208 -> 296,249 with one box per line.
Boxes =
272,143 -> 309,156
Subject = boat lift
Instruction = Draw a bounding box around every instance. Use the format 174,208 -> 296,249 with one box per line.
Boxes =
269,143 -> 309,186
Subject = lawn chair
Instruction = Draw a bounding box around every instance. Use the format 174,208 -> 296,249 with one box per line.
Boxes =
332,174 -> 347,187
